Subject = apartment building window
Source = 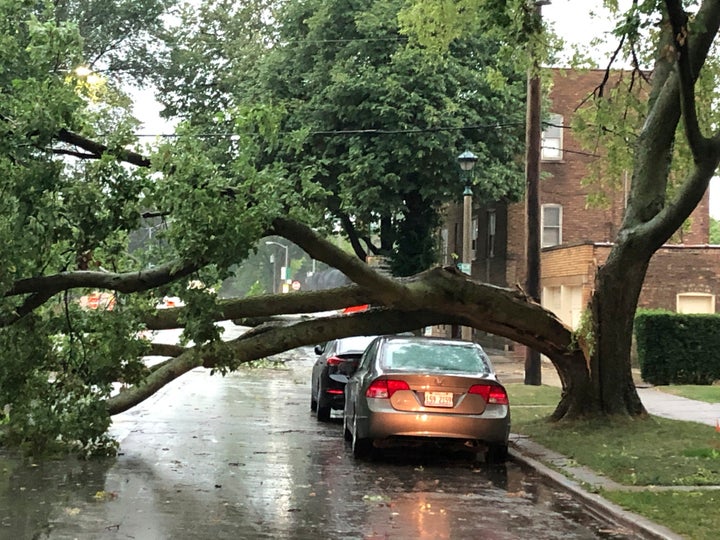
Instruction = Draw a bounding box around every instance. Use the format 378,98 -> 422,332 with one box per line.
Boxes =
486,210 -> 496,258
440,227 -> 449,265
453,222 -> 459,257
542,204 -> 562,247
541,113 -> 563,160
471,216 -> 478,256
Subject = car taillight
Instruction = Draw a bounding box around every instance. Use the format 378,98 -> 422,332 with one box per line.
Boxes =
469,384 -> 509,405
326,355 -> 343,366
365,379 -> 410,399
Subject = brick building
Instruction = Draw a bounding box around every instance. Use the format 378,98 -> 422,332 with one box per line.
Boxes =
438,68 -> 720,343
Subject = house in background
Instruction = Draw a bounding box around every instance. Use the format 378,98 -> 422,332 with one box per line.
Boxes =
437,68 -> 720,346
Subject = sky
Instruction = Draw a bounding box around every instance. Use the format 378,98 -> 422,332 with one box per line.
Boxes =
132,0 -> 720,219
544,0 -> 621,64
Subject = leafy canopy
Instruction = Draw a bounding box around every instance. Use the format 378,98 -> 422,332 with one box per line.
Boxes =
156,0 -> 527,275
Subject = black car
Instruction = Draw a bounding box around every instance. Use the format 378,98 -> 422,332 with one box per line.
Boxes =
311,335 -> 378,421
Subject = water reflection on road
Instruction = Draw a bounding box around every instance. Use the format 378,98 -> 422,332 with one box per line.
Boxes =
0,346 -> 640,539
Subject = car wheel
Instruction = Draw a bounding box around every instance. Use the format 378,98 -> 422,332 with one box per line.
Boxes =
352,429 -> 373,459
316,389 -> 331,422
310,395 -> 317,412
342,415 -> 352,442
485,443 -> 508,464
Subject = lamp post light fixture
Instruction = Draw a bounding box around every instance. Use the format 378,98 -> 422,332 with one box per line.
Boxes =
457,150 -> 478,341
265,241 -> 290,293
458,150 -> 479,176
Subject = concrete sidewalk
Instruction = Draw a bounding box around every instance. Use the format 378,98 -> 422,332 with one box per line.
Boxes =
637,387 -> 720,427
491,351 -> 720,427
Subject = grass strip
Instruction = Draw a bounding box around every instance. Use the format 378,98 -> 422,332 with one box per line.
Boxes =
603,490 -> 720,540
507,383 -> 720,485
506,383 -> 720,539
654,385 -> 720,403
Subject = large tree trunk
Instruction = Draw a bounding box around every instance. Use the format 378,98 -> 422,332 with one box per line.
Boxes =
549,263 -> 648,420
589,249 -> 648,417
551,251 -> 648,420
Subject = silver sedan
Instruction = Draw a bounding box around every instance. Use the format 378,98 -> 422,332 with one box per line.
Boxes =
342,335 -> 510,462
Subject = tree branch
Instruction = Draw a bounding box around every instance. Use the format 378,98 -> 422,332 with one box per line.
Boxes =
6,259 -> 203,297
338,210 -> 368,261
0,290 -> 56,326
624,0 -> 720,236
270,217 -> 409,304
144,285 -> 381,330
56,128 -> 152,168
107,272 -> 577,415
665,0 -> 708,159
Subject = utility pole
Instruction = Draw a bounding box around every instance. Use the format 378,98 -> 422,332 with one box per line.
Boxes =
524,0 -> 549,386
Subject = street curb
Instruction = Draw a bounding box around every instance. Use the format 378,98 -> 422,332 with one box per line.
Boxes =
508,447 -> 683,540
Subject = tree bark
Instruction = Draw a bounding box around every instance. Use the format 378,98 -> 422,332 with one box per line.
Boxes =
559,247 -> 650,419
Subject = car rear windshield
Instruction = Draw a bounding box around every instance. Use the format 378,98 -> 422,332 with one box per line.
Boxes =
336,336 -> 377,355
381,341 -> 490,373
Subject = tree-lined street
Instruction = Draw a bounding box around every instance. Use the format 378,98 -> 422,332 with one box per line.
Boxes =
2,0 -> 720,537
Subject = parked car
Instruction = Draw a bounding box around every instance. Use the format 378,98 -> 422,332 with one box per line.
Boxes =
342,335 -> 510,462
311,335 -> 378,421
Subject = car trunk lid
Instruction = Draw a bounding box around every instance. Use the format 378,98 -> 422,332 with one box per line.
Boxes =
381,373 -> 504,414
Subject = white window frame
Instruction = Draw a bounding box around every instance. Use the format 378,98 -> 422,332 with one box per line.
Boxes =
541,113 -> 564,161
541,204 -> 563,248
440,227 -> 449,265
486,210 -> 496,258
471,216 -> 478,257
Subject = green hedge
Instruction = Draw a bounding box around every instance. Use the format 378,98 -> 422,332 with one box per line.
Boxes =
634,310 -> 720,385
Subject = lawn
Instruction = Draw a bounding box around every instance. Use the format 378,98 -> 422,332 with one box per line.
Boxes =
604,491 -> 720,540
654,384 -> 720,403
506,383 -> 720,540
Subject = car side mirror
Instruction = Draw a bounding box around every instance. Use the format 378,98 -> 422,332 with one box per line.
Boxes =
314,344 -> 325,355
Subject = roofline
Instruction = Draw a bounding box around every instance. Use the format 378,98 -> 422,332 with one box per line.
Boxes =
542,241 -> 720,251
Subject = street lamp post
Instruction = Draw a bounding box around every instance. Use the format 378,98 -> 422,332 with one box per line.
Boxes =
265,241 -> 290,293
269,254 -> 276,293
458,150 -> 478,341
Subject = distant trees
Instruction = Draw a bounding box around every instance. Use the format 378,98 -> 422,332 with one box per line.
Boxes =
711,217 -> 720,244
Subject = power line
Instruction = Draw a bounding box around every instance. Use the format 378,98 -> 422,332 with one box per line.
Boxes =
127,123 -> 604,158
280,36 -> 408,45
311,122 -> 523,136
131,121 -> 582,140
131,121 -> 525,138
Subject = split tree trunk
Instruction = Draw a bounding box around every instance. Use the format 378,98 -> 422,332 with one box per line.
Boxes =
551,243 -> 649,420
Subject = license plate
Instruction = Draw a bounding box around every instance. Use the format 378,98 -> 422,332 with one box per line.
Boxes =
424,391 -> 454,408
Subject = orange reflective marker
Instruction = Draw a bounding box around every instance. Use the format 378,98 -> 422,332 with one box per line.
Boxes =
342,304 -> 369,314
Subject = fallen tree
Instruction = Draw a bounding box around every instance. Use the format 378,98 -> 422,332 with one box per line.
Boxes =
100,216 -> 577,415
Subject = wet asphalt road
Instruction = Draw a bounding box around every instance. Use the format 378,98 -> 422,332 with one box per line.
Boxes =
0,344 -> 642,540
